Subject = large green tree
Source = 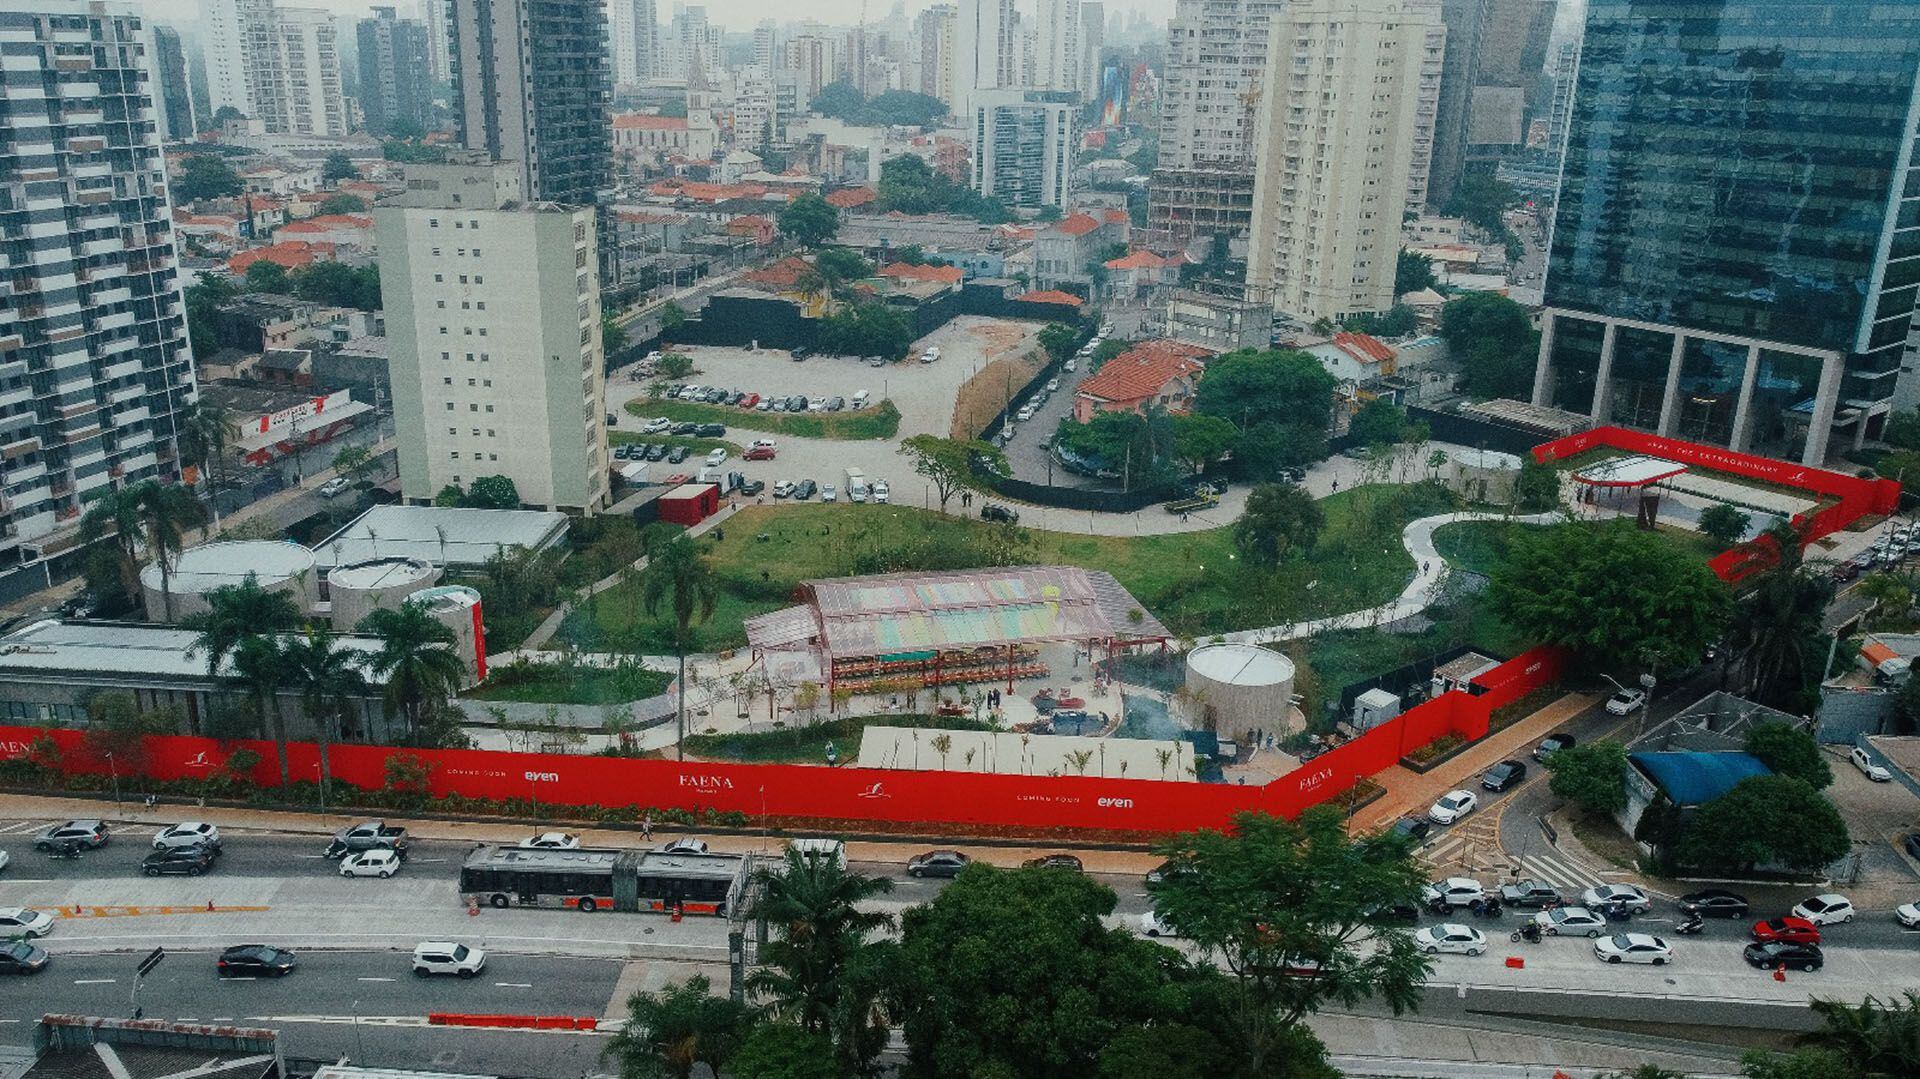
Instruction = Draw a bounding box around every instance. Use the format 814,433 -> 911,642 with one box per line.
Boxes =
1795,991 -> 1920,1077
278,629 -> 369,804
1487,520 -> 1731,673
321,152 -> 358,183
639,534 -> 718,760
245,259 -> 291,293
136,481 -> 206,622
181,574 -> 304,754
1234,483 -> 1323,565
175,154 -> 243,202
779,193 -> 841,248
463,474 -> 521,509
607,974 -> 755,1079
357,604 -> 466,738
1395,249 -> 1437,295
750,848 -> 897,1074
898,435 -> 1002,513
1439,292 -> 1539,400
1698,503 -> 1752,548
1543,739 -> 1629,814
318,193 -> 368,215
1348,398 -> 1407,445
819,300 -> 914,360
1194,348 -> 1338,481
1727,527 -> 1835,712
1678,775 -> 1849,875
1038,322 -> 1081,364
1744,722 -> 1833,790
1170,413 -> 1237,476
177,399 -> 239,532
292,261 -> 381,310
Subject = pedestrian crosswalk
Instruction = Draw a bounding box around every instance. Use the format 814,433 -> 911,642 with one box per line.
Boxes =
1418,822 -> 1614,894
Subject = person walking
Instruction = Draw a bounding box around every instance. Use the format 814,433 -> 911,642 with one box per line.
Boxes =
641,814 -> 654,841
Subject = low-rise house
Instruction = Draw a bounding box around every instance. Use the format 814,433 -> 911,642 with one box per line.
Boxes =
1305,332 -> 1398,384
278,213 -> 374,249
1104,248 -> 1183,299
1071,340 -> 1212,422
228,240 -> 336,277
1034,209 -> 1130,292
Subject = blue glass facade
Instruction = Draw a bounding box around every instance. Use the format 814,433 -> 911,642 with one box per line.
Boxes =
1539,0 -> 1920,459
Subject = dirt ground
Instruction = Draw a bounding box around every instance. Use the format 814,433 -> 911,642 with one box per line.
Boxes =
950,352 -> 1046,439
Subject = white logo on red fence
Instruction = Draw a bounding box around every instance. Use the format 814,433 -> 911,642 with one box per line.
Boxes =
1295,767 -> 1335,793
0,740 -> 33,757
524,771 -> 560,782
856,782 -> 889,799
1097,797 -> 1134,809
678,773 -> 735,790
184,751 -> 215,769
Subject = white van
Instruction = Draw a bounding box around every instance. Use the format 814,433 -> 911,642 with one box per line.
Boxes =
851,390 -> 871,409
787,838 -> 847,871
1016,403 -> 1037,422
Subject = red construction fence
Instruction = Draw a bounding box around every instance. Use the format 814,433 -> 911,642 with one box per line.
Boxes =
1532,427 -> 1902,582
0,647 -> 1563,836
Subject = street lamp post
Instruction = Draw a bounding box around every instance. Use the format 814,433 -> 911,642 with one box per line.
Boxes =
106,752 -> 119,807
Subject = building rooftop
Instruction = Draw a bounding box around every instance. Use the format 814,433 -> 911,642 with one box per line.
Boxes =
1048,213 -> 1103,237
1629,751 -> 1771,806
138,540 -> 316,595
23,1018 -> 279,1079
1014,289 -> 1085,307
1075,340 -> 1210,404
313,505 -> 569,570
0,620 -> 385,685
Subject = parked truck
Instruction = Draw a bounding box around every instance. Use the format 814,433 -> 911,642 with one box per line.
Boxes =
844,467 -> 868,503
325,820 -> 409,859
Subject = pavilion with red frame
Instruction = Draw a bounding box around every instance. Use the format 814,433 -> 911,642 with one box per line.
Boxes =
1570,454 -> 1690,528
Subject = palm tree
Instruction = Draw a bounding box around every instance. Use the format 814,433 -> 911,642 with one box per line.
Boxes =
181,574 -> 303,741
638,534 -> 718,760
78,486 -> 144,608
1727,524 -> 1834,709
232,635 -> 292,786
177,399 -> 239,533
357,604 -> 466,737
134,480 -> 205,622
748,848 -> 896,1072
278,629 -> 370,806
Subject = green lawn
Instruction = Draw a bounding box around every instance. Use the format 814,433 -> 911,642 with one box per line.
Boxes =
683,713 -> 993,764
557,483 -> 1459,653
1431,517 -> 1723,576
627,396 -> 902,440
466,660 -> 672,705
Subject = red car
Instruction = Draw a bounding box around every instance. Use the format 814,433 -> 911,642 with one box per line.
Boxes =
744,445 -> 775,461
739,393 -> 760,409
663,473 -> 691,485
1750,916 -> 1821,945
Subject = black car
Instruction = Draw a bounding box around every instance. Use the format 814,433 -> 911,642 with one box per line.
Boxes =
0,941 -> 48,975
218,945 -> 298,977
1743,941 -> 1822,971
1022,854 -> 1084,873
826,396 -> 845,411
1370,903 -> 1421,925
725,391 -> 744,406
1481,759 -> 1527,792
1498,879 -> 1562,908
1905,833 -> 1920,861
696,423 -> 727,438
907,850 -> 970,878
671,421 -> 700,436
794,479 -> 819,500
1389,817 -> 1430,843
739,479 -> 766,496
1145,859 -> 1196,885
667,445 -> 690,463
142,846 -> 214,877
612,444 -> 632,460
1678,888 -> 1750,918
787,394 -> 808,411
980,503 -> 1019,524
790,346 -> 811,360
1533,733 -> 1576,762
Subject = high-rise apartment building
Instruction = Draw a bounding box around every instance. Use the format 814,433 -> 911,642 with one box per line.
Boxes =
1034,0 -> 1080,94
200,0 -> 348,135
150,25 -> 197,141
1406,7 -> 1446,211
1246,0 -> 1439,322
1146,0 -> 1289,255
1542,36 -> 1577,160
786,34 -> 835,109
357,6 -> 430,136
423,0 -> 451,85
447,0 -> 610,208
1534,0 -> 1920,466
607,0 -> 639,85
0,1 -> 197,549
200,0 -> 252,120
377,160 -> 610,514
1426,0 -> 1486,210
916,4 -> 957,108
954,0 -> 1013,124
1078,2 -> 1104,99
753,20 -> 778,76
971,89 -> 1074,209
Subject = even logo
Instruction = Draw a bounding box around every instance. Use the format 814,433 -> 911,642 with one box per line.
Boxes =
524,771 -> 560,783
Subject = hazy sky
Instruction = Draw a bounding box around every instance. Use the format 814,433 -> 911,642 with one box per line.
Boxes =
144,0 -> 1179,32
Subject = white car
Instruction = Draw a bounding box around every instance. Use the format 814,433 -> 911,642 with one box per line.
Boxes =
1428,789 -> 1478,824
749,438 -> 777,451
808,396 -> 828,411
822,483 -> 838,503
0,907 -> 52,938
0,850 -> 8,872
412,941 -> 486,978
1140,910 -> 1179,938
643,417 -> 672,433
1580,884 -> 1652,914
772,480 -> 796,498
520,832 -> 580,850
871,479 -> 890,504
1792,893 -> 1855,926
1420,877 -> 1486,908
1850,746 -> 1893,782
1894,901 -> 1920,929
340,849 -> 402,878
154,822 -> 221,851
318,477 -> 351,499
1535,906 -> 1608,937
1594,933 -> 1672,965
1413,923 -> 1487,956
660,838 -> 709,855
1046,377 -> 1060,392
1064,359 -> 1078,372
923,347 -> 941,362
705,448 -> 728,468
1604,689 -> 1647,715
1016,404 -> 1036,422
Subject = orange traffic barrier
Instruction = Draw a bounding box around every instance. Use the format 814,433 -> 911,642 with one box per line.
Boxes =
1504,956 -> 1524,969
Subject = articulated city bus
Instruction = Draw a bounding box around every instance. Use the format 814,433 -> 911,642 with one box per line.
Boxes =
458,845 -> 747,916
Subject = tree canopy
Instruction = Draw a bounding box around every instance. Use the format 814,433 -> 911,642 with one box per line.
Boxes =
1348,398 -> 1408,446
1678,775 -> 1849,875
1698,503 -> 1752,548
1340,304 -> 1417,338
1439,292 -> 1539,400
291,261 -> 381,311
810,81 -> 950,127
321,152 -> 358,183
779,193 -> 841,248
318,193 -> 367,215
1487,520 -> 1731,673
175,154 -> 244,202
1038,322 -> 1081,363
898,435 -> 1002,513
1744,722 -> 1833,790
1395,249 -> 1437,295
818,300 -> 913,360
1194,348 -> 1337,482
875,154 -> 1012,223
1233,482 -> 1323,565
1544,739 -> 1629,814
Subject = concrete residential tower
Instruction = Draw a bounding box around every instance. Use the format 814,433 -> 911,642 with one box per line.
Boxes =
971,89 -> 1075,209
377,161 -> 610,513
447,0 -> 611,207
356,6 -> 431,136
199,0 -> 348,136
1246,0 -> 1440,322
1533,0 -> 1920,465
0,1 -> 197,549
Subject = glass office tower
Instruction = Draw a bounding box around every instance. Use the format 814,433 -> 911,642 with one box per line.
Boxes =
1533,0 -> 1920,464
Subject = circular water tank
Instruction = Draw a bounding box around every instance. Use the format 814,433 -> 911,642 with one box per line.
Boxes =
140,540 -> 316,623
406,585 -> 484,686
328,557 -> 442,630
1449,447 -> 1524,504
1185,643 -> 1296,739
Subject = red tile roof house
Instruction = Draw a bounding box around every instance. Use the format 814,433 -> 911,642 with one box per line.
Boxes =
1071,340 -> 1213,423
1103,248 -> 1184,299
1033,210 -> 1129,292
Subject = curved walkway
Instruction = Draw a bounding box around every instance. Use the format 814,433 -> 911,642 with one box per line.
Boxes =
1221,510 -> 1560,645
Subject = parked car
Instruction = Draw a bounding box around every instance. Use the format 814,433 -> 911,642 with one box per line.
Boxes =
1420,877 -> 1486,908
772,480 -> 796,498
790,346 -> 811,360
34,820 -> 108,851
705,448 -> 728,468
520,832 -> 580,850
142,846 -> 215,877
1850,746 -> 1893,782
1016,404 -> 1037,422
325,821 -> 408,859
1499,880 -> 1562,909
0,941 -> 48,975
870,479 -> 890,504
745,445 -> 775,461
1144,860 -> 1194,885
1581,884 -> 1652,914
740,393 -> 760,409
341,849 -> 403,878
821,483 -> 838,502
671,421 -> 699,435
318,477 -> 351,499
1414,923 -> 1487,956
1480,759 -> 1527,792
647,444 -> 670,461
1743,940 -> 1822,971
826,396 -> 845,411
697,423 -> 728,438
1023,854 -> 1084,872
154,822 -> 221,851
413,941 -> 486,978
642,417 -> 672,433
795,479 -> 818,500
1832,559 -> 1865,583
980,503 -> 1019,524
1594,933 -> 1672,965
1678,889 -> 1750,918
1751,917 -> 1822,945
1389,817 -> 1431,843
218,945 -> 297,977
1427,789 -> 1478,824
1535,906 -> 1607,937
1604,688 -> 1647,715
1894,901 -> 1920,929
739,479 -> 765,495
0,908 -> 53,938
1534,732 -> 1576,761
907,850 -> 970,878
1791,894 -> 1855,925
1140,910 -> 1179,937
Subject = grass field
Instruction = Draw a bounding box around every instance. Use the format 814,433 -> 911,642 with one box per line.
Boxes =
684,713 -> 993,764
628,397 -> 902,440
1430,517 -> 1722,576
466,660 -> 672,705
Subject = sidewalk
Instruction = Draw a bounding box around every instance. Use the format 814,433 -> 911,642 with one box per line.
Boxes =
1350,691 -> 1596,833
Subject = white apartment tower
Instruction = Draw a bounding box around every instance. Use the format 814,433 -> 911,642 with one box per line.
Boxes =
0,1 -> 197,547
1034,0 -> 1079,94
971,89 -> 1075,209
954,0 -> 1013,124
916,5 -> 957,108
1246,0 -> 1439,322
753,20 -> 778,76
377,161 -> 610,514
199,0 -> 347,135
1078,2 -> 1104,98
607,0 -> 639,85
423,0 -> 451,84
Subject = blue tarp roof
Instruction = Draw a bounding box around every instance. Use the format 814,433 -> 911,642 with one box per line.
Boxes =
1630,751 -> 1772,805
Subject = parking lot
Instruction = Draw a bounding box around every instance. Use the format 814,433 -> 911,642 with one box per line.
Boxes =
1001,344 -> 1100,489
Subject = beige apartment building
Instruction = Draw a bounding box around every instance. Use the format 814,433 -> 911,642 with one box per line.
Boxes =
1245,0 -> 1438,323
376,161 -> 610,514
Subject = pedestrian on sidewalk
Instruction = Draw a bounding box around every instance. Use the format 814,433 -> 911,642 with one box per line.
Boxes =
641,813 -> 654,841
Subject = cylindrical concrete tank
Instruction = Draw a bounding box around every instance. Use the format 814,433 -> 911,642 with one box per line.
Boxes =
406,585 -> 486,688
328,557 -> 441,630
1448,448 -> 1524,505
140,540 -> 317,624
1185,643 -> 1296,739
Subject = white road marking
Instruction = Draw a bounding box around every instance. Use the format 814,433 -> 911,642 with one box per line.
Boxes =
0,879 -> 55,884
494,982 -> 533,988
356,977 -> 395,983
73,978 -> 117,984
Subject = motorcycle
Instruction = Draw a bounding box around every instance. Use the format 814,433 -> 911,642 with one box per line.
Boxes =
1604,902 -> 1633,923
44,841 -> 82,860
1509,922 -> 1543,944
1467,897 -> 1505,919
1674,914 -> 1705,936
